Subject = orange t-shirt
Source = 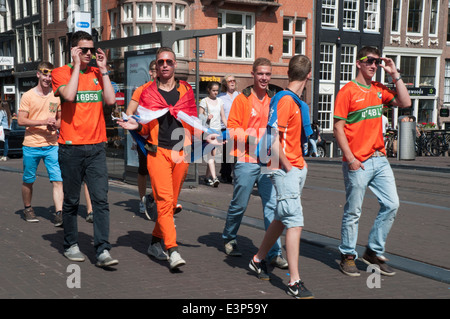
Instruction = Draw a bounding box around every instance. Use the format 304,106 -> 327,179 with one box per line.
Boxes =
52,64 -> 107,145
131,81 -> 153,102
227,89 -> 271,163
19,88 -> 61,147
334,80 -> 396,162
276,95 -> 306,169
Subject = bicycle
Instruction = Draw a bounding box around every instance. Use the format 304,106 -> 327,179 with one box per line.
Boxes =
427,131 -> 449,156
384,128 -> 397,157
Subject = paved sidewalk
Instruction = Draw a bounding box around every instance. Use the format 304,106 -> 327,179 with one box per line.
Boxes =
0,156 -> 449,303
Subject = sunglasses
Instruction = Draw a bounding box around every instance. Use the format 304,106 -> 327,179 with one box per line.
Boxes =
360,56 -> 382,66
227,79 -> 236,83
156,59 -> 175,67
80,47 -> 97,54
39,68 -> 53,75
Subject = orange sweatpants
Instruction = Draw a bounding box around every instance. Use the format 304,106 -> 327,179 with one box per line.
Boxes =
147,147 -> 189,250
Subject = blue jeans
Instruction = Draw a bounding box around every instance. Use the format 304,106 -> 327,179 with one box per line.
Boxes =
58,143 -> 111,257
339,156 -> 399,258
1,129 -> 9,157
222,162 -> 282,260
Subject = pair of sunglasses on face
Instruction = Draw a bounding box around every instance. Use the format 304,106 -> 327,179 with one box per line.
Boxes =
79,47 -> 99,55
156,58 -> 175,67
39,68 -> 52,75
360,56 -> 382,66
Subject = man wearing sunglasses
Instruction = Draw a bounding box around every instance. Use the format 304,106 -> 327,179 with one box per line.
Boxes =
52,31 -> 118,268
334,46 -> 411,277
118,47 -> 223,271
18,62 -> 63,226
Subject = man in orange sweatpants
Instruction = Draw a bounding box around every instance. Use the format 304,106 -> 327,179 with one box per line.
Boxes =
118,47 -> 221,270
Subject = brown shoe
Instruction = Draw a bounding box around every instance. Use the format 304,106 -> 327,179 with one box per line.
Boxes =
362,248 -> 396,276
23,207 -> 39,223
340,254 -> 360,277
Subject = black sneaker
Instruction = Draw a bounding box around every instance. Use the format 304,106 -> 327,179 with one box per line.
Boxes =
362,248 -> 396,276
249,258 -> 270,280
287,280 -> 314,299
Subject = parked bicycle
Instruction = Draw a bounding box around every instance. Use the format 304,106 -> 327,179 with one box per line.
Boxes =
384,128 -> 397,157
415,130 -> 432,156
427,131 -> 450,157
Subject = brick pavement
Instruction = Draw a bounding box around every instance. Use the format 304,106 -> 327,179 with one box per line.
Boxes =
0,157 -> 449,304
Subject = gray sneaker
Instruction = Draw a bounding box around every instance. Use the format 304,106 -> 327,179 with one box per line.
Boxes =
224,239 -> 242,256
340,254 -> 360,277
64,244 -> 86,262
23,207 -> 39,223
96,250 -> 119,268
147,242 -> 169,260
169,251 -> 186,270
270,255 -> 289,269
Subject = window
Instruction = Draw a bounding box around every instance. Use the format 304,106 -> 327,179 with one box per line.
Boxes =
444,61 -> 450,103
340,45 -> 356,82
33,23 -> 41,61
25,25 -> 32,62
59,37 -> 67,67
22,0 -> 29,17
48,0 -> 54,23
48,39 -> 55,64
319,43 -> 335,81
429,0 -> 438,35
123,3 -> 133,22
175,4 -> 185,23
58,0 -> 66,21
407,0 -> 423,33
391,0 -> 401,33
283,17 -> 306,56
156,3 -> 171,21
400,56 -> 417,86
343,0 -> 358,30
322,0 -> 337,28
364,0 -> 379,32
418,100 -> 433,124
318,94 -> 333,130
448,3 -> 450,42
32,0 -> 38,15
218,11 -> 255,60
137,3 -> 152,21
419,57 -> 436,87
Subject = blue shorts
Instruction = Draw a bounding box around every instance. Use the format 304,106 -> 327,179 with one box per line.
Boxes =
270,167 -> 308,228
23,145 -> 62,184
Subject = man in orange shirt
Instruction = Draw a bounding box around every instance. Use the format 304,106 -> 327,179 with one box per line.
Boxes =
52,31 -> 118,268
334,46 -> 411,277
249,55 -> 314,299
222,58 -> 287,270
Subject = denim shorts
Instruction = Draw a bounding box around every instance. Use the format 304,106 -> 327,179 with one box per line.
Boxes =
23,145 -> 62,183
269,166 -> 307,228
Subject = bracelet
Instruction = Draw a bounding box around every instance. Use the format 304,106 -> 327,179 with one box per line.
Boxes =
101,72 -> 109,76
393,75 -> 402,83
348,158 -> 356,165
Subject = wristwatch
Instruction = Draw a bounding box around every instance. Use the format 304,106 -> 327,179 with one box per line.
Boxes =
101,72 -> 109,76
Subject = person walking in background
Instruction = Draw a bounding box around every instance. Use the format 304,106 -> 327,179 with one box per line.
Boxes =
217,75 -> 239,183
199,81 -> 227,187
126,60 -> 158,219
249,54 -> 314,299
334,46 -> 411,277
0,101 -> 12,161
308,120 -> 321,157
222,58 -> 288,270
17,62 -> 64,226
52,31 -> 118,268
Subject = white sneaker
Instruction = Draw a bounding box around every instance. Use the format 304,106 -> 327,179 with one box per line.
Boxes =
0,156 -> 7,161
147,242 -> 169,260
169,251 -> 186,270
96,249 -> 119,268
139,196 -> 147,215
64,244 -> 86,262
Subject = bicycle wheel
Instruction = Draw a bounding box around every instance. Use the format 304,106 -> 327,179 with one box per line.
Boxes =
428,137 -> 442,156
